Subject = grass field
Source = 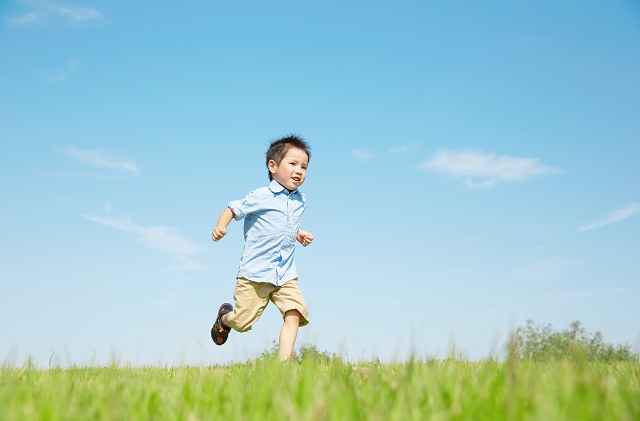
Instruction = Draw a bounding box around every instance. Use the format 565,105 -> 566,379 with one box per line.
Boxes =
2,352 -> 639,420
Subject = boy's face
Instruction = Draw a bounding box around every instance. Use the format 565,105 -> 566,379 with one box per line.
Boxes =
268,147 -> 308,191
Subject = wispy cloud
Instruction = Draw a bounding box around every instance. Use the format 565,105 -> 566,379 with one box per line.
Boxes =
352,149 -> 374,162
84,214 -> 202,271
49,57 -> 81,82
7,1 -> 102,26
352,143 -> 418,161
417,149 -> 563,188
578,202 -> 640,232
60,146 -> 140,176
7,10 -> 44,25
50,3 -> 101,21
388,143 -> 417,155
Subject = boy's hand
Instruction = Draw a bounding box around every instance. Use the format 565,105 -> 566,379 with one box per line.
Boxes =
297,229 -> 314,247
212,226 -> 227,242
212,208 -> 235,242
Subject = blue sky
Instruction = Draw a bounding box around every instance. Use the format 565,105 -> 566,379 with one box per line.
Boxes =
1,0 -> 639,366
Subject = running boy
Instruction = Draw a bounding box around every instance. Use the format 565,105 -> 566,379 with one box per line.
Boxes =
210,135 -> 313,361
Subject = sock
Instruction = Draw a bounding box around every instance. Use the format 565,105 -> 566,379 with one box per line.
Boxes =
221,313 -> 231,330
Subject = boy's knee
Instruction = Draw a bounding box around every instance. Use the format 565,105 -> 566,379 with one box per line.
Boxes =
284,309 -> 302,323
284,308 -> 309,327
229,321 -> 252,333
225,314 -> 253,332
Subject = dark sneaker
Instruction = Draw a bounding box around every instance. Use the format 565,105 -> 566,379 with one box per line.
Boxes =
211,303 -> 233,346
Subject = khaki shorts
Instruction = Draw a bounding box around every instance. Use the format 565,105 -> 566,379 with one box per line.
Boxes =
225,277 -> 309,332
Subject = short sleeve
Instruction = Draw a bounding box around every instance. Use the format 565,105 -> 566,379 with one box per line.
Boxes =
228,189 -> 265,221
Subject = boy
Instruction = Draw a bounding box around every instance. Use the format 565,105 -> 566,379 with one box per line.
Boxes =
210,135 -> 314,361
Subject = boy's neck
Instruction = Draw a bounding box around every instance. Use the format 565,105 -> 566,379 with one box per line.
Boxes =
274,180 -> 295,193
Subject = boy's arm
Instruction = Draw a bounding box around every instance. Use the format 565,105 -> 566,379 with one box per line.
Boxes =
297,228 -> 314,247
212,208 -> 235,242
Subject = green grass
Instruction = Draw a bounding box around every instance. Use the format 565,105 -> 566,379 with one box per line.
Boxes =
1,355 -> 639,420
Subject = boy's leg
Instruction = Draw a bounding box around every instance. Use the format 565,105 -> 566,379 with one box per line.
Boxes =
279,309 -> 301,361
211,278 -> 273,346
271,278 -> 309,361
224,278 -> 274,332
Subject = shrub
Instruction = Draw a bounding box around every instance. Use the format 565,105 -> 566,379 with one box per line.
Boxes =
514,320 -> 638,363
256,342 -> 338,364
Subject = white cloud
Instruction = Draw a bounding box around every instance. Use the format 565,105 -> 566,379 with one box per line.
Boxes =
417,149 -> 563,188
83,214 -> 202,271
7,1 -> 102,25
578,202 -> 640,232
352,149 -> 374,162
50,58 -> 81,83
50,3 -> 101,21
171,256 -> 203,271
61,146 -> 140,176
388,143 -> 417,155
6,10 -> 44,25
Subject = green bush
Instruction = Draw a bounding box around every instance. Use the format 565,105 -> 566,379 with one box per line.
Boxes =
514,320 -> 638,362
257,342 -> 338,364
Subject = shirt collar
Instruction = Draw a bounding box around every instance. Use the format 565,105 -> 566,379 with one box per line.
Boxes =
269,179 -> 297,195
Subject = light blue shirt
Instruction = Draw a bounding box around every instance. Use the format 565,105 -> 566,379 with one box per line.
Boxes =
228,180 -> 306,286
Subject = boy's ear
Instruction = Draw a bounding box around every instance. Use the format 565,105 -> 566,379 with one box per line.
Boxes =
267,159 -> 278,174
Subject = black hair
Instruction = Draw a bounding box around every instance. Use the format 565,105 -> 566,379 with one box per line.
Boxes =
265,134 -> 311,181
